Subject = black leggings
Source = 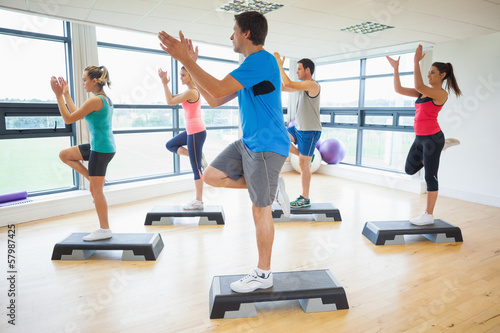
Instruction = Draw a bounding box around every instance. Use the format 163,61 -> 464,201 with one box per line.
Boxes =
405,131 -> 445,191
78,144 -> 115,177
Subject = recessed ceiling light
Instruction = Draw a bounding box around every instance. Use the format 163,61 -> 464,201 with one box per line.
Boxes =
340,21 -> 394,34
218,0 -> 284,14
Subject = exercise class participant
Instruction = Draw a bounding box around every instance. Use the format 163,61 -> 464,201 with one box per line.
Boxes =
50,66 -> 116,241
159,66 -> 207,210
158,11 -> 290,293
274,54 -> 321,208
387,45 -> 461,225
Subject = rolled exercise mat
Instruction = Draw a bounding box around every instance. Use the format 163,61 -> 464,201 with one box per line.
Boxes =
0,191 -> 28,204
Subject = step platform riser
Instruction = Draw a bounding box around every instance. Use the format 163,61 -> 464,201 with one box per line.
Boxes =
272,203 -> 342,222
145,205 -> 225,225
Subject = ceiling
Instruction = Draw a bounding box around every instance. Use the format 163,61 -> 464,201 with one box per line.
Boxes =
1,0 -> 500,61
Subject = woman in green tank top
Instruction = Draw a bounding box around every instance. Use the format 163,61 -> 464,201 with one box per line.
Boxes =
50,66 -> 116,242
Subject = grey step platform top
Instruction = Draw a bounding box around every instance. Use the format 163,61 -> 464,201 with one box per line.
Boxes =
144,205 -> 225,225
362,219 -> 463,245
209,269 -> 349,319
51,233 -> 164,261
272,202 -> 341,222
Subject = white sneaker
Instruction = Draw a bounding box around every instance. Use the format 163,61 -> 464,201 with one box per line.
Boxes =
201,153 -> 208,170
443,138 -> 460,151
410,212 -> 435,226
230,269 -> 273,293
82,228 -> 112,241
183,199 -> 204,210
276,177 -> 290,217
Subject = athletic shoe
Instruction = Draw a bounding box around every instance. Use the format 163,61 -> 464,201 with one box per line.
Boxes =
201,153 -> 208,170
290,195 -> 311,208
183,199 -> 204,210
410,212 -> 435,226
443,138 -> 460,151
276,177 -> 290,217
230,269 -> 273,293
82,228 -> 112,241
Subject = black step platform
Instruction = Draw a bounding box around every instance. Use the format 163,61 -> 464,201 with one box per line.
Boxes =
362,219 -> 463,245
209,269 -> 349,319
144,205 -> 225,225
51,233 -> 164,261
272,203 -> 341,222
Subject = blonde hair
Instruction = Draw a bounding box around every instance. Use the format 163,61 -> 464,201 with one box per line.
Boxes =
84,65 -> 111,88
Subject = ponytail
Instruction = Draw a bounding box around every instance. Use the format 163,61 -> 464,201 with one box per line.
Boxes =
84,65 -> 111,88
432,62 -> 461,97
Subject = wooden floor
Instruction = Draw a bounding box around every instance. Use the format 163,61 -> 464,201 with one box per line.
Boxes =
1,172 -> 500,333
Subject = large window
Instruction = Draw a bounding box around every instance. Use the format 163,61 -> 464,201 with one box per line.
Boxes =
96,26 -> 240,183
0,9 -> 241,196
0,10 -> 74,195
317,53 -> 415,171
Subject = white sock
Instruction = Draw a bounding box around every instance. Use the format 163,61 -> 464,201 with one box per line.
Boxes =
255,268 -> 271,277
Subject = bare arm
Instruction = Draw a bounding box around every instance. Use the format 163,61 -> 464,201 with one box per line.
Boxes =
158,68 -> 199,105
386,56 -> 420,98
58,78 -> 78,112
50,76 -> 100,124
193,77 -> 237,108
413,45 -> 448,104
274,52 -> 320,95
158,31 -> 244,100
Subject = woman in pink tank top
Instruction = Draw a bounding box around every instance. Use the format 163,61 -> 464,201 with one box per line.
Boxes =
159,66 -> 207,210
387,45 -> 462,226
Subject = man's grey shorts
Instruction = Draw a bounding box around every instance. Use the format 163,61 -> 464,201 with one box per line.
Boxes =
210,139 -> 287,207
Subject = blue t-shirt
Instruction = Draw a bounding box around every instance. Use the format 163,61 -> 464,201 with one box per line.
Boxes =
230,50 -> 290,157
84,95 -> 116,153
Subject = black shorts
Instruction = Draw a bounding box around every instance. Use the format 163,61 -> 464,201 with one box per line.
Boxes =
78,144 -> 115,177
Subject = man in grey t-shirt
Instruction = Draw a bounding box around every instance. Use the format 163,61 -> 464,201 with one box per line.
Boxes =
275,54 -> 321,208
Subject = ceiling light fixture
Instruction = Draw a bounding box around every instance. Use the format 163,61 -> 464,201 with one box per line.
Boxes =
340,21 -> 394,34
218,0 -> 284,15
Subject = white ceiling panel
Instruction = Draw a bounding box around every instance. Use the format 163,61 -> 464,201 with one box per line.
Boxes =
0,0 -> 499,60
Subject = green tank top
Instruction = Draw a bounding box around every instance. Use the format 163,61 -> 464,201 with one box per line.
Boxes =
84,95 -> 116,153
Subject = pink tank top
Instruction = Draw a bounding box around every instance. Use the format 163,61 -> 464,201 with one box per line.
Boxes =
182,89 -> 205,135
414,94 -> 443,136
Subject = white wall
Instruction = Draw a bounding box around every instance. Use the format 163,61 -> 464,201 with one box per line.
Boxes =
433,32 -> 500,207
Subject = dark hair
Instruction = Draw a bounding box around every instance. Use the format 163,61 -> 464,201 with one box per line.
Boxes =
234,11 -> 268,46
84,65 -> 111,88
432,62 -> 461,97
298,58 -> 315,75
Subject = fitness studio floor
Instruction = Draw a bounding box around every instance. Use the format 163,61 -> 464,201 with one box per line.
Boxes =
1,172 -> 500,332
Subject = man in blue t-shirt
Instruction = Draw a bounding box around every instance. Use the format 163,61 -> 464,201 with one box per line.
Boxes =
159,11 -> 291,293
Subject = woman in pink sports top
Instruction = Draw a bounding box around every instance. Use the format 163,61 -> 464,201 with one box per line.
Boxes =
159,66 -> 207,211
387,44 -> 462,226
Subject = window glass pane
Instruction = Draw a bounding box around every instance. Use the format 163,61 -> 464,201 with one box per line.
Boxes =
320,127 -> 356,164
97,47 -> 171,105
315,60 -> 360,80
320,80 -> 359,107
180,108 -> 239,129
96,26 -> 159,50
320,114 -> 331,123
195,41 -> 239,61
0,35 -> 66,103
335,115 -> 357,124
361,130 -> 414,170
179,59 -> 239,107
113,108 -> 173,130
364,75 -> 415,107
6,116 -> 65,130
0,137 -> 74,193
106,132 -> 174,181
399,115 -> 414,126
0,9 -> 64,35
365,115 -> 393,126
180,128 -> 239,173
366,53 -> 413,76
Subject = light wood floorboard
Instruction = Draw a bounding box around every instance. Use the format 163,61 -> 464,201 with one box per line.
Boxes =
1,172 -> 499,333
